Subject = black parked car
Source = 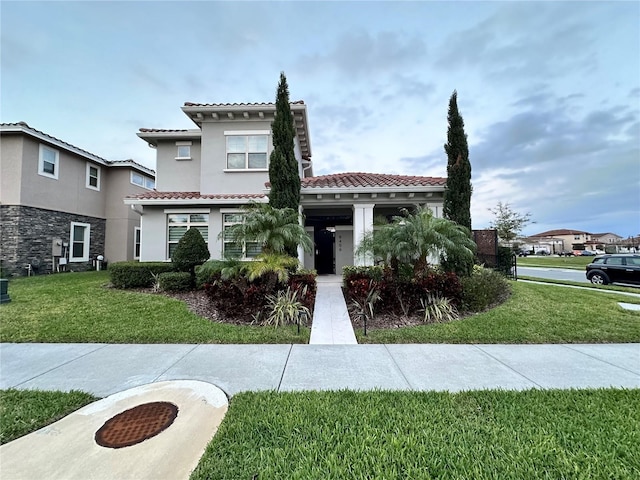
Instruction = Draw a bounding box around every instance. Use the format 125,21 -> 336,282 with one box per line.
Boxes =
585,254 -> 640,286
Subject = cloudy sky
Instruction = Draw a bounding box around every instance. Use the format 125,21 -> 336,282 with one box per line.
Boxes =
2,0 -> 639,238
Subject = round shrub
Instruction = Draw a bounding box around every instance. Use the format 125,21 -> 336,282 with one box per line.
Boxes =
461,267 -> 512,312
158,272 -> 192,292
172,228 -> 211,274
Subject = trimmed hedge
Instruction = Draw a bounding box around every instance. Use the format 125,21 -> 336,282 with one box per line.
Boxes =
158,272 -> 192,292
108,262 -> 175,289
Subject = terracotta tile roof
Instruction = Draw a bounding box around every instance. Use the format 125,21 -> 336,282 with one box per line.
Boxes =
183,100 -> 305,107
300,172 -> 447,188
126,191 -> 267,201
530,229 -> 591,237
138,128 -> 192,133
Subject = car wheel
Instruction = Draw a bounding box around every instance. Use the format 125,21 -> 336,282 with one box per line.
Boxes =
589,272 -> 609,285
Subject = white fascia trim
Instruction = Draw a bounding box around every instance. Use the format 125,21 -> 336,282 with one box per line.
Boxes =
164,208 -> 211,214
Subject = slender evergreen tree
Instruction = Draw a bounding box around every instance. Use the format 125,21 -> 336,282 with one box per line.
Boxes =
443,90 -> 472,231
269,72 -> 300,210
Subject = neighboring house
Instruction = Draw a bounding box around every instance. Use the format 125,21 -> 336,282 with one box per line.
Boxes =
529,229 -> 593,252
0,122 -> 155,276
589,232 -> 623,245
125,101 -> 446,273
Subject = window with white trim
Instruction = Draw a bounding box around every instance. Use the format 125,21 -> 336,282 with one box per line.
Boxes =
134,227 -> 141,259
175,141 -> 192,160
167,213 -> 209,259
222,213 -> 261,259
38,145 -> 59,179
131,171 -> 155,190
69,222 -> 90,262
226,135 -> 268,169
86,163 -> 100,190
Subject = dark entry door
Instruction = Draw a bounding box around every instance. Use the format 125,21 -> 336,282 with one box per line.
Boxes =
315,228 -> 335,274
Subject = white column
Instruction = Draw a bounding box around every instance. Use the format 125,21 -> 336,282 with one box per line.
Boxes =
353,203 -> 375,266
297,205 -> 305,265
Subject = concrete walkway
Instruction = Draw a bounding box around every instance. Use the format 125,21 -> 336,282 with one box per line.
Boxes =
2,343 -> 638,398
309,275 -> 357,344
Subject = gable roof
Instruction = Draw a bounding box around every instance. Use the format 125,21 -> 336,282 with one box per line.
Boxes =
530,229 -> 590,237
300,172 -> 446,189
1,122 -> 155,177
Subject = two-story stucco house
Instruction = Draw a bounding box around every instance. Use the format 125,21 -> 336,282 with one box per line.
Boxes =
125,101 -> 446,274
0,122 -> 155,276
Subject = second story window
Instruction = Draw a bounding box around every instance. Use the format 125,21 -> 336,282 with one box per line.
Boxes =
38,144 -> 59,179
176,141 -> 192,160
226,134 -> 268,170
86,163 -> 100,190
131,172 -> 155,190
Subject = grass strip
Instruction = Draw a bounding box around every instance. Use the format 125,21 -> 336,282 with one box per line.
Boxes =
518,276 -> 640,294
516,256 -> 593,269
358,281 -> 640,344
0,389 -> 97,444
191,389 -> 640,479
0,271 -> 309,344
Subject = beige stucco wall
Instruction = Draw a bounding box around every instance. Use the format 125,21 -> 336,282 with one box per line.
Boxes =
154,139 -> 201,192
18,138 -> 106,218
0,134 -> 24,204
104,168 -> 148,263
200,121 -> 272,195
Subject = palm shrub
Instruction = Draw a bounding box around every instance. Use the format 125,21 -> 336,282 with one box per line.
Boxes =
172,228 -> 210,285
221,202 -> 312,257
419,293 -> 459,323
356,206 -> 475,278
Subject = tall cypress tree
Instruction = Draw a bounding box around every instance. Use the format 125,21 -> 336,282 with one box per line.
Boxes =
443,90 -> 472,231
269,72 -> 300,210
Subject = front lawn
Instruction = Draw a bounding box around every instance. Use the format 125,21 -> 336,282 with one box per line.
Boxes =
357,281 -> 640,343
517,256 -> 593,269
0,389 -> 97,444
0,272 -> 309,344
192,389 -> 640,479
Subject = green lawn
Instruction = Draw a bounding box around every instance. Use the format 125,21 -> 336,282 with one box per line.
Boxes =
518,276 -> 640,294
0,271 -> 309,344
358,281 -> 640,343
4,388 -> 638,478
191,389 -> 640,479
0,389 -> 97,444
517,256 -> 593,269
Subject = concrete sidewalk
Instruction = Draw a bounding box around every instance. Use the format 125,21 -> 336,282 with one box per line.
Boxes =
2,343 -> 638,398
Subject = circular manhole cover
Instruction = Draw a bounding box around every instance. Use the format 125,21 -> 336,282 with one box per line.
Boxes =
95,401 -> 178,449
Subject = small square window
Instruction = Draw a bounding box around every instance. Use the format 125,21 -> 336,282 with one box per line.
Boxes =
38,145 -> 59,179
176,145 -> 191,159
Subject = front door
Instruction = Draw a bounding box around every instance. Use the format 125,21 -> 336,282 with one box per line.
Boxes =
315,227 -> 335,274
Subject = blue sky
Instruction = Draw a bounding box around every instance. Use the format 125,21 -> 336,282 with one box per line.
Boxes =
2,0 -> 639,238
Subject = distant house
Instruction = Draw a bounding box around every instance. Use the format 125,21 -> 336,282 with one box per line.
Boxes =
125,101 -> 447,273
529,229 -> 625,253
0,122 -> 155,276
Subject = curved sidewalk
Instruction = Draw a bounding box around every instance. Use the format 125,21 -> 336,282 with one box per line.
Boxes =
1,343 -> 638,398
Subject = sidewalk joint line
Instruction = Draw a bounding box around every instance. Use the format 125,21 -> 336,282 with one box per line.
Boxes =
383,344 -> 414,390
561,344 -> 640,376
472,345 -> 543,388
11,343 -> 109,388
276,344 -> 294,392
152,344 -> 200,383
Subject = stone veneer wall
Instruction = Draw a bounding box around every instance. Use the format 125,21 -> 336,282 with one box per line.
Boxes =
0,205 -> 106,277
